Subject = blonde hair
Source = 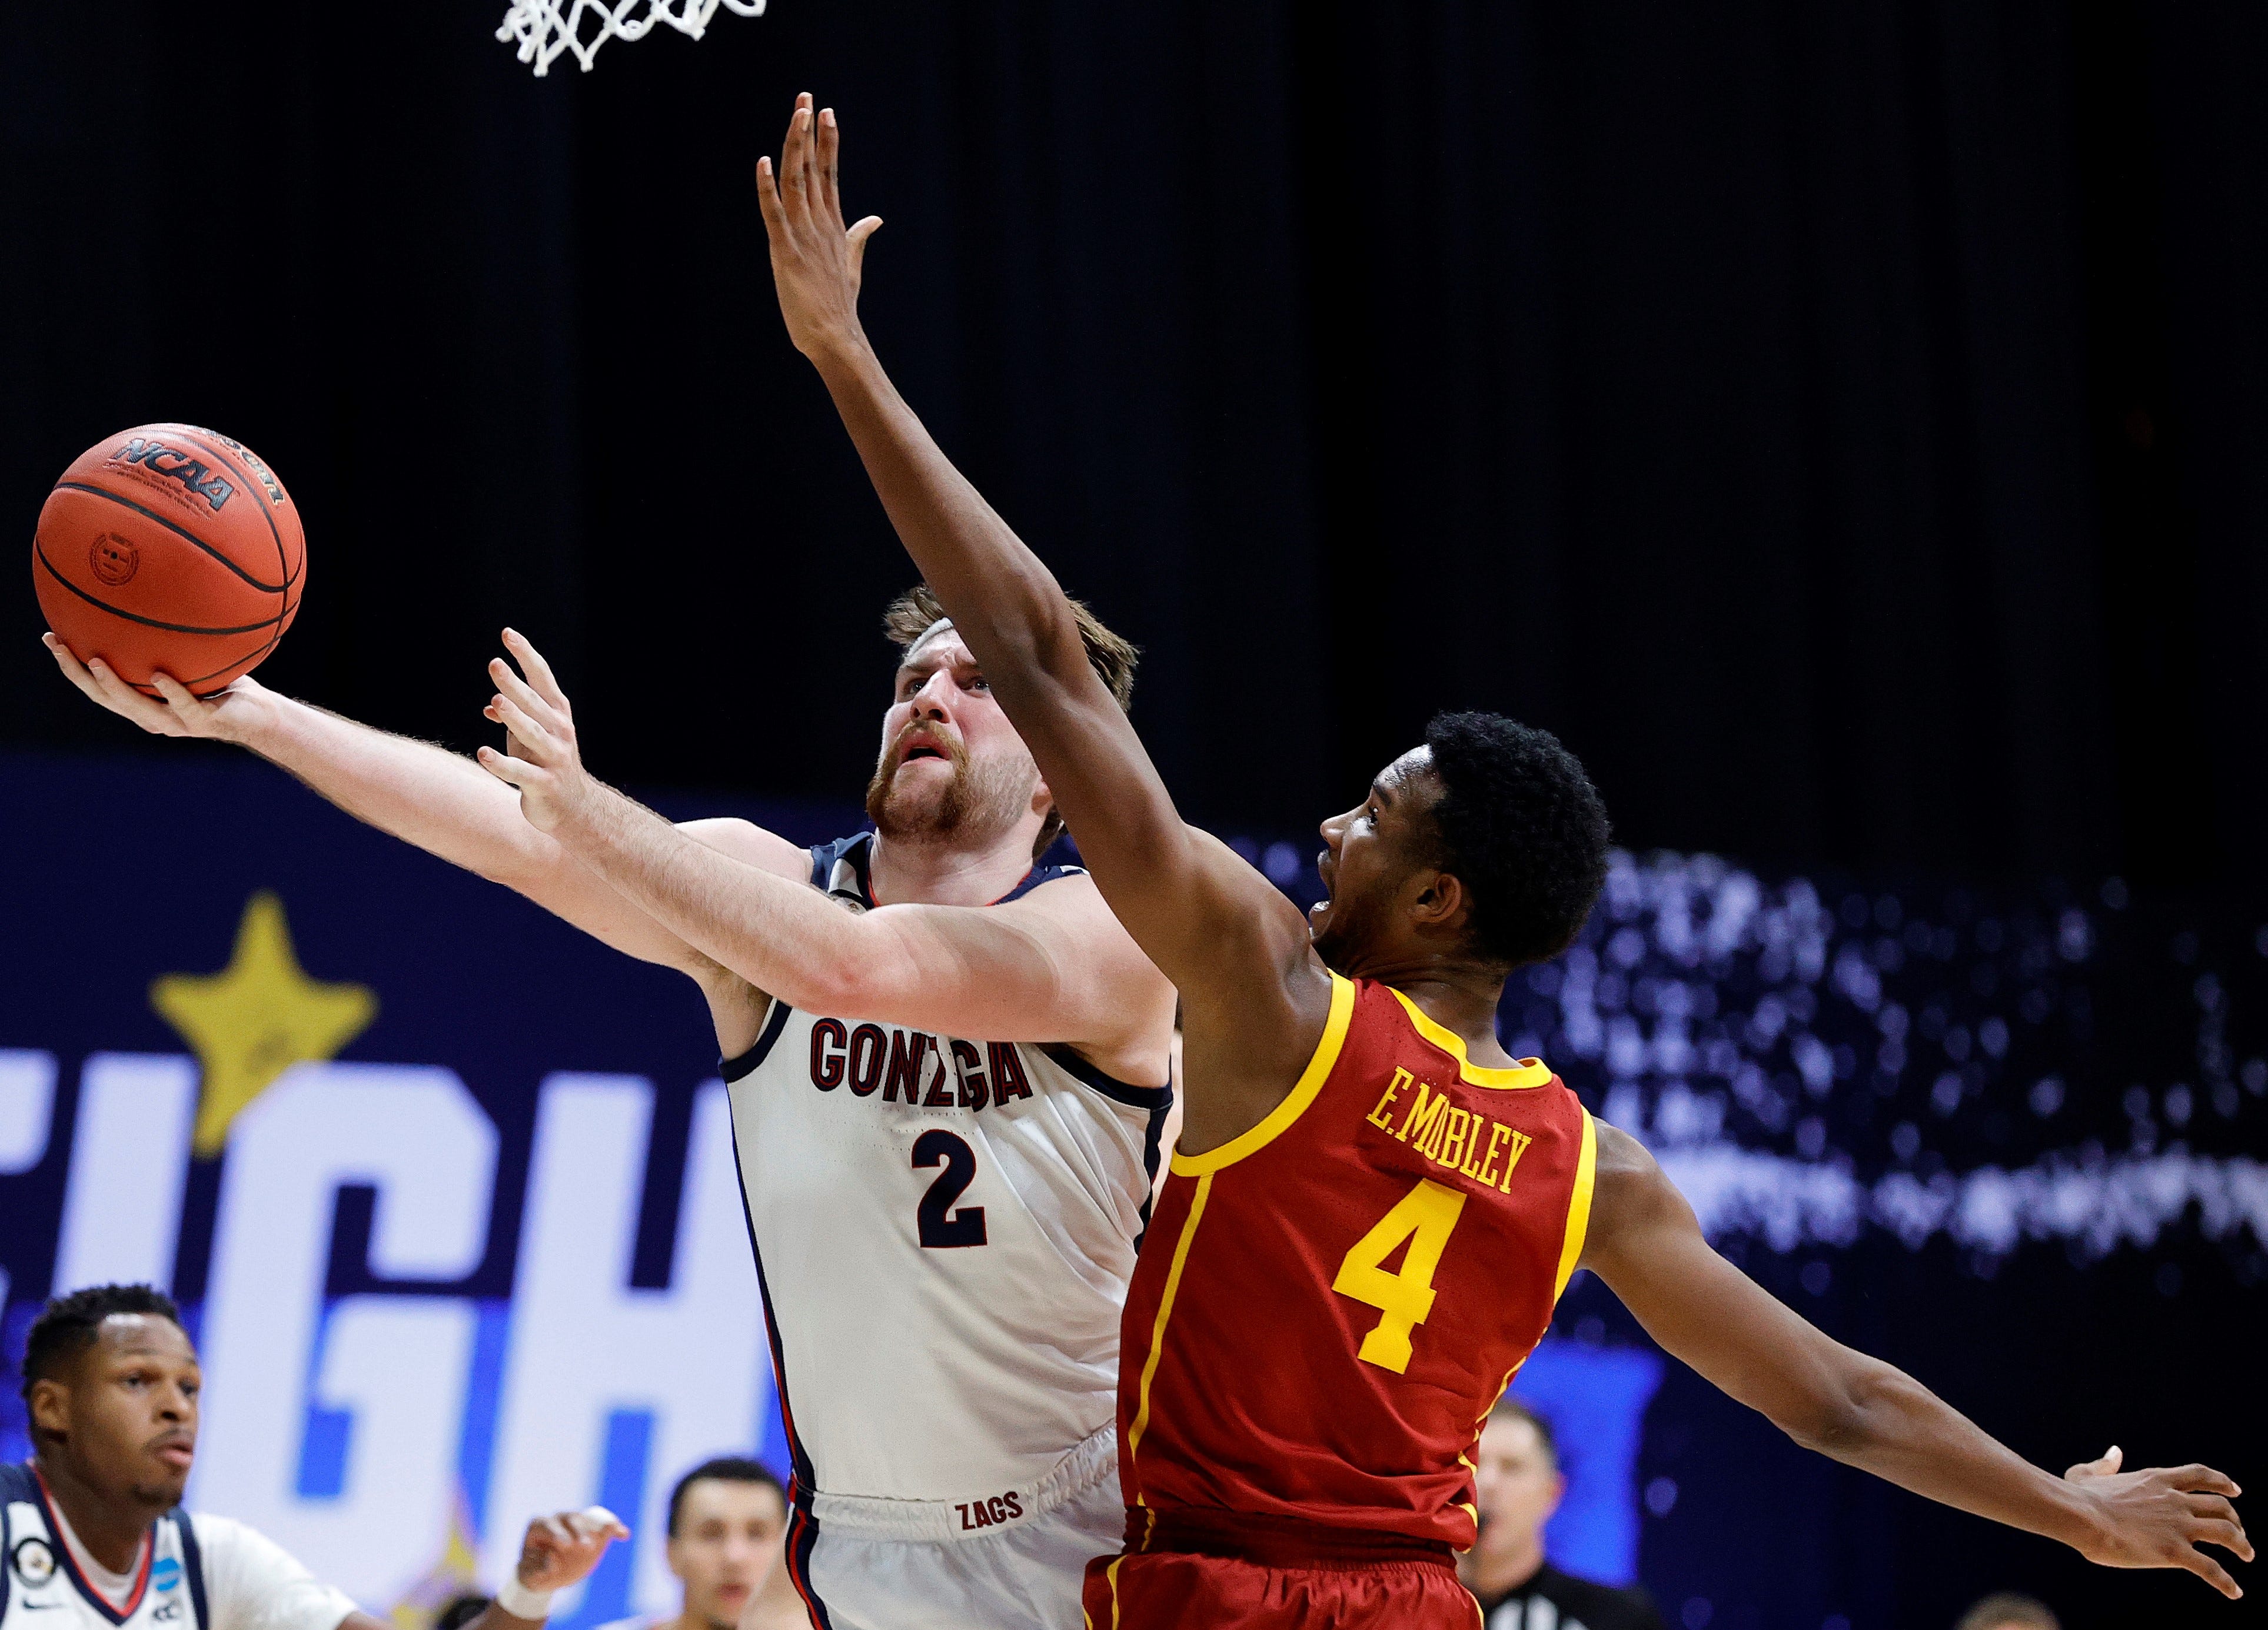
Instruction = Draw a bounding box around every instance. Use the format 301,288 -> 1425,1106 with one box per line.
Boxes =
881,585 -> 1138,859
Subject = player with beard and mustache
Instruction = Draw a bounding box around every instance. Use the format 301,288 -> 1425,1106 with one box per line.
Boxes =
751,92 -> 2252,1628
45,593 -> 1179,1630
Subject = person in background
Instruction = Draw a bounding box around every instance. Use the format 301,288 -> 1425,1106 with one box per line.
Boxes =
594,1461 -> 786,1630
1461,1399 -> 1664,1630
1954,1593 -> 2060,1630
6,1284 -> 624,1630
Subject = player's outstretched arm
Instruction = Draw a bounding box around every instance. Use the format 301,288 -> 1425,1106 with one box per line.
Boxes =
40,632 -> 793,985
477,631 -> 1172,1068
1579,1123 -> 2253,1599
753,95 -> 1331,1127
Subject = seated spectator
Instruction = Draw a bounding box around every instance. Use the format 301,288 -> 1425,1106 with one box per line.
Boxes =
595,1459 -> 788,1630
1955,1594 -> 2060,1630
1461,1398 -> 1665,1630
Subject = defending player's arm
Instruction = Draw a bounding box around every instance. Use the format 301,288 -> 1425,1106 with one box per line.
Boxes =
473,631 -> 1165,1058
753,95 -> 1326,1135
1579,1122 -> 2253,1598
41,631 -> 794,988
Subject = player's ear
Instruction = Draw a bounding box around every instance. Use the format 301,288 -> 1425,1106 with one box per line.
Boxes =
26,1376 -> 70,1440
1408,868 -> 1469,934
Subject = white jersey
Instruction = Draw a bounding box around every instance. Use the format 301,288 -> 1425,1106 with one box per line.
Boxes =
723,835 -> 1169,1529
1,1464 -> 355,1630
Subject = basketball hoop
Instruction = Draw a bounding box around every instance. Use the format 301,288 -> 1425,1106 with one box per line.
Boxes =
496,0 -> 767,77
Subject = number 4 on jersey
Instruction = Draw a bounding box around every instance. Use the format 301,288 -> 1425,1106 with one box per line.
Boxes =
1332,1177 -> 1468,1372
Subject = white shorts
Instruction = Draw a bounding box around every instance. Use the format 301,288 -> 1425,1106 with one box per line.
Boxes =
786,1426 -> 1121,1630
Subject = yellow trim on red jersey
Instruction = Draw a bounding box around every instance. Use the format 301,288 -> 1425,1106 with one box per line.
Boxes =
1125,1170 -> 1216,1494
1552,1106 -> 1598,1298
1385,987 -> 1554,1089
1172,972 -> 1356,1175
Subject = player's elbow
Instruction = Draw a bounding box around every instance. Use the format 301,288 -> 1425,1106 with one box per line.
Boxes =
771,932 -> 904,1019
1780,1353 -> 1927,1459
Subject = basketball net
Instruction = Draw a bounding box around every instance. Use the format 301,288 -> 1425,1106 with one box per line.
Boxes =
495,0 -> 766,76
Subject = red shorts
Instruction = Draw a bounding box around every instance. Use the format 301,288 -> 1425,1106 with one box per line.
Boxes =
1080,1508 -> 1480,1630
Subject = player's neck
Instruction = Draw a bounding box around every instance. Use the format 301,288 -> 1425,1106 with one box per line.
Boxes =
1372,964 -> 1517,1067
1468,1533 -> 1547,1600
867,828 -> 1038,907
35,1453 -> 152,1575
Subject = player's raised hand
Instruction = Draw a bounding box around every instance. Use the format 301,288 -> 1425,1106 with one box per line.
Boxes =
2061,1444 -> 2251,1598
42,632 -> 269,743
755,91 -> 883,359
476,628 -> 597,834
511,1505 -> 630,1593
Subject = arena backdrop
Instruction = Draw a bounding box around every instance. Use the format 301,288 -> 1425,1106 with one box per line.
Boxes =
2,749 -> 2262,1630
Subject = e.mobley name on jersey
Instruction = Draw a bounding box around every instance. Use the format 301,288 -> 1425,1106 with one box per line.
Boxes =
1365,1069 -> 1533,1194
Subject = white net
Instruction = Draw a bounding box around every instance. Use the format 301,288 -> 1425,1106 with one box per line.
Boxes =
496,0 -> 767,76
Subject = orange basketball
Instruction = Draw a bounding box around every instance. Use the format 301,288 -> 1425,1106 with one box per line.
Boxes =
34,423 -> 305,697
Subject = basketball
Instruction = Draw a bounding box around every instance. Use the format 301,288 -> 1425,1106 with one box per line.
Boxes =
33,422 -> 305,697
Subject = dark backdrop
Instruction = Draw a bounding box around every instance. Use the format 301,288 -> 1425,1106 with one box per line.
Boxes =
5,6 -> 2267,1628
5,2 -> 2266,884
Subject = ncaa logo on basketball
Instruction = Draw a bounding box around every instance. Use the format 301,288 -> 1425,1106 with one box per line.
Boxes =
10,1536 -> 56,1588
89,532 -> 139,586
112,436 -> 234,513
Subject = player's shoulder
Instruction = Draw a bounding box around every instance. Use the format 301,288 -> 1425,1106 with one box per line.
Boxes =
179,1509 -> 294,1570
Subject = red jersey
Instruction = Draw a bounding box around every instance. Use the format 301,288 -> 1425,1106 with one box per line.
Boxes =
1116,972 -> 1597,1549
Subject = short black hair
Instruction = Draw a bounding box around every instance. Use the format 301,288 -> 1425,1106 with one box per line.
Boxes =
1488,1395 -> 1559,1468
19,1284 -> 186,1405
666,1457 -> 786,1536
1420,711 -> 1610,968
434,1597 -> 492,1630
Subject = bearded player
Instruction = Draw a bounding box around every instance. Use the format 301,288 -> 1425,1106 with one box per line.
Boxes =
45,521 -> 1177,1626
6,1285 -> 624,1630
752,94 -> 2254,1625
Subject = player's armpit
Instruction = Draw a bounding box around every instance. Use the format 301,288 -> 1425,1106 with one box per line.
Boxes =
1579,1123 -> 2253,1596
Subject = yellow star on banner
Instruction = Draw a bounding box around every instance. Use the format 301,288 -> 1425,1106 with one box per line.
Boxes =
151,890 -> 377,1156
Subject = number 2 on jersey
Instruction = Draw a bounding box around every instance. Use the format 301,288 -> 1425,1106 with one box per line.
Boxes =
1332,1177 -> 1467,1372
913,1129 -> 988,1248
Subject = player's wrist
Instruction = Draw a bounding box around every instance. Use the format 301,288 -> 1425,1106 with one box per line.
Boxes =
802,321 -> 874,372
493,1572 -> 554,1622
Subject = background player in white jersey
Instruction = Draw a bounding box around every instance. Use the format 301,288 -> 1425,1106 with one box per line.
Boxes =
591,1459 -> 790,1630
5,1286 -> 624,1630
48,574 -> 1178,1629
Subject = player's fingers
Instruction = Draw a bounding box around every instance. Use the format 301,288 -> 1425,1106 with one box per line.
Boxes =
847,217 -> 883,288
487,693 -> 558,759
2164,1465 -> 2242,1497
755,155 -> 786,239
148,670 -> 216,725
490,657 -> 566,736
2066,1445 -> 2122,1480
501,629 -> 573,714
2191,1516 -> 2254,1562
81,656 -> 185,735
815,107 -> 842,226
475,744 -> 531,786
44,636 -> 127,710
781,97 -> 814,221
2177,1543 -> 2242,1600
